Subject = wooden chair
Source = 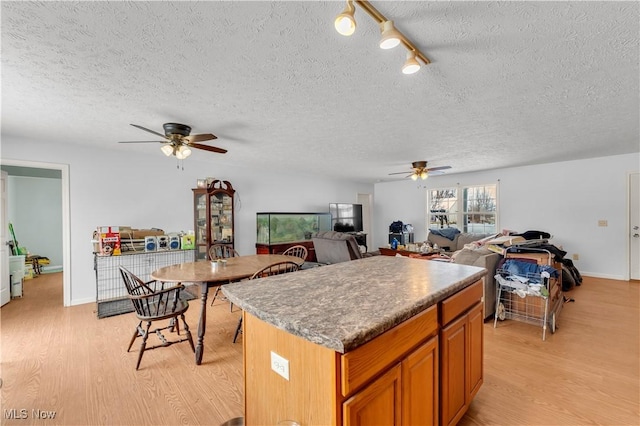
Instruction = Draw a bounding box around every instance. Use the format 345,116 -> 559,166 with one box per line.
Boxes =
208,244 -> 239,260
119,266 -> 195,370
209,244 -> 240,306
282,244 -> 308,262
233,261 -> 300,343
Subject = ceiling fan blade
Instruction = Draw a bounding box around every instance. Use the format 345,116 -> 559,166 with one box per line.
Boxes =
130,124 -> 167,139
189,143 -> 227,154
184,133 -> 217,143
118,140 -> 164,143
426,166 -> 451,172
388,171 -> 412,175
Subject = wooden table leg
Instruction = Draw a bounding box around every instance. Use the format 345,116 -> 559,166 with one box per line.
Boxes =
195,281 -> 209,365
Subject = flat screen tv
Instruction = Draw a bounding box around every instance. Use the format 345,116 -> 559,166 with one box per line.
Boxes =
329,203 -> 363,232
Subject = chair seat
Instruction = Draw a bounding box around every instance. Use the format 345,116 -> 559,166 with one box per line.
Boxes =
135,299 -> 190,322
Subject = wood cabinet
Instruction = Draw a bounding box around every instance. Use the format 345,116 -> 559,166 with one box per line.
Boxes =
343,363 -> 402,426
192,180 -> 234,260
244,304 -> 440,425
439,281 -> 483,426
343,336 -> 439,426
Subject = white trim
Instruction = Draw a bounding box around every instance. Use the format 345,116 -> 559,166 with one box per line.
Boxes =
0,159 -> 71,306
70,296 -> 95,306
628,171 -> 640,281
580,272 -> 627,281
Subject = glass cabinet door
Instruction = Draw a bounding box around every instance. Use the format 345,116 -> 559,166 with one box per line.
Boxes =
210,192 -> 233,244
194,190 -> 208,259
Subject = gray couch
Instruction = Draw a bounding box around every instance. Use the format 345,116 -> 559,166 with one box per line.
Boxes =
427,231 -> 493,253
428,231 -> 500,319
312,231 -> 378,265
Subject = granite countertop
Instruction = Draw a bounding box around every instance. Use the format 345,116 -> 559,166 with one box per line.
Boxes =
222,256 -> 487,353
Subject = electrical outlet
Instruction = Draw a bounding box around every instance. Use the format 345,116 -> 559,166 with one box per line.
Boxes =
270,351 -> 289,381
598,220 -> 608,227
572,253 -> 579,261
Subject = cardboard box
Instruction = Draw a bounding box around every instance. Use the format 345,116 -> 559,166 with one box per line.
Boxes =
98,226 -> 121,256
119,228 -> 165,239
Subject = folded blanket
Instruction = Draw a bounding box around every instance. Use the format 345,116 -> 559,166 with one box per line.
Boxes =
428,228 -> 460,241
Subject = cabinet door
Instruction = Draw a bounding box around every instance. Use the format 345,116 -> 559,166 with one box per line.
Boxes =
193,190 -> 208,260
343,363 -> 401,426
468,303 -> 483,399
402,336 -> 438,426
440,314 -> 467,426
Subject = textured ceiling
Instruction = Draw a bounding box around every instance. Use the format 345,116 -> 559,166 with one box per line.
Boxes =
2,1 -> 639,183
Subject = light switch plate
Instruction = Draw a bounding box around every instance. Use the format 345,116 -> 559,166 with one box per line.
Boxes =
270,351 -> 289,381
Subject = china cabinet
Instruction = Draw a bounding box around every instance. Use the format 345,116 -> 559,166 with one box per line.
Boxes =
192,180 -> 235,260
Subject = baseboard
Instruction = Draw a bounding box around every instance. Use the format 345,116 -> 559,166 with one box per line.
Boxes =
580,272 -> 627,281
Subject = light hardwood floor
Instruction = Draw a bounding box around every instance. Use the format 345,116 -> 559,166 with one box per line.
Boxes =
1,273 -> 638,425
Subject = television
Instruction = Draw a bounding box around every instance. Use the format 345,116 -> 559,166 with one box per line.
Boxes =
329,203 -> 363,232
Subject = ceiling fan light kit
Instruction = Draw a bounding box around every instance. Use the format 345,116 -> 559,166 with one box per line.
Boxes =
119,122 -> 227,160
161,144 -> 174,156
389,161 -> 451,180
334,0 -> 430,74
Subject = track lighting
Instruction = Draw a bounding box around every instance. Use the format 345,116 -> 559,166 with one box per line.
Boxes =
333,1 -> 430,74
335,0 -> 356,36
379,21 -> 401,49
402,50 -> 421,74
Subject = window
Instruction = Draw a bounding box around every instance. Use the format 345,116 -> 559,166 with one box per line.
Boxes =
427,184 -> 498,234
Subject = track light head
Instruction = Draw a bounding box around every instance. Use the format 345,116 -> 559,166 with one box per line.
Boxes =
402,50 -> 421,74
379,20 -> 401,49
335,0 -> 356,36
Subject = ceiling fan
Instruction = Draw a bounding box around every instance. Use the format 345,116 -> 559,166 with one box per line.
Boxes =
389,161 -> 451,180
119,123 -> 227,159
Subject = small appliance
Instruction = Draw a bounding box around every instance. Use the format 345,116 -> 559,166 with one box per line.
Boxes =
145,236 -> 157,252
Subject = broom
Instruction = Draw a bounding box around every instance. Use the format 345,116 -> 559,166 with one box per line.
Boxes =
8,223 -> 19,255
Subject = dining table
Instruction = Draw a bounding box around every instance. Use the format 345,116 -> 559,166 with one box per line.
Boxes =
150,254 -> 304,365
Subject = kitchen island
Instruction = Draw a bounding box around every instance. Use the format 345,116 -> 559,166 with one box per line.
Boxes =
222,255 -> 487,426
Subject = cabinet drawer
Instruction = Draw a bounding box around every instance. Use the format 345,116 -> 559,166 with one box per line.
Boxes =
340,304 -> 437,397
440,280 -> 482,326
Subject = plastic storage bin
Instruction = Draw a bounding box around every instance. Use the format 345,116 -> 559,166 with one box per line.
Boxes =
9,255 -> 25,298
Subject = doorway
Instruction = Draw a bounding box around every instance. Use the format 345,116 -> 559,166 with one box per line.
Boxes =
630,172 -> 639,281
0,160 -> 70,306
357,193 -> 373,251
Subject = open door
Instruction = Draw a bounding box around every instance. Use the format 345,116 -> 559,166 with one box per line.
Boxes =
1,171 -> 10,306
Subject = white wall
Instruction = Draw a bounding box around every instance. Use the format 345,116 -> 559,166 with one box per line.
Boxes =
375,153 -> 640,280
7,176 -> 63,267
1,137 -> 373,305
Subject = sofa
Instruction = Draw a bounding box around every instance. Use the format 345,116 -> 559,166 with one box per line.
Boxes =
311,231 -> 378,265
428,230 -> 500,319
